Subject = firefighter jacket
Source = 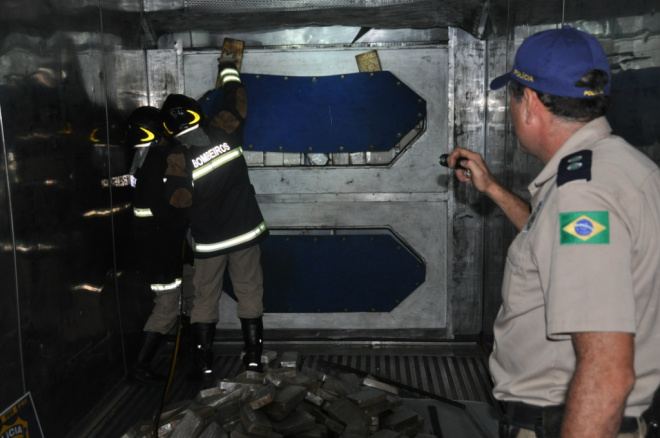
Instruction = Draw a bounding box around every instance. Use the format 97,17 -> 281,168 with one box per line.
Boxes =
165,64 -> 269,259
132,143 -> 190,289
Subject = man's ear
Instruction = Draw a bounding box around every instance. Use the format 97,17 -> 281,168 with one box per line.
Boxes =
522,87 -> 541,123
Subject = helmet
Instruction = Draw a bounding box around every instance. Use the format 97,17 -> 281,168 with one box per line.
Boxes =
89,115 -> 126,147
126,106 -> 164,148
88,113 -> 129,175
161,94 -> 203,137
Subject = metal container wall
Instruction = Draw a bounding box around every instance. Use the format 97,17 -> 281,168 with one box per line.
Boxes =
0,4 -> 150,435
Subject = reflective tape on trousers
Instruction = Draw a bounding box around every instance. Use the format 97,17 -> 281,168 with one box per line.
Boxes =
151,278 -> 182,292
194,222 -> 267,253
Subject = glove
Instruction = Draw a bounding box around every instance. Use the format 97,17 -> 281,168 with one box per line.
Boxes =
169,187 -> 192,208
218,50 -> 237,68
164,152 -> 193,208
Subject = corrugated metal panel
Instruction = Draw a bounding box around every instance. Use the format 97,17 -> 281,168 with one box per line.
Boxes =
301,352 -> 496,404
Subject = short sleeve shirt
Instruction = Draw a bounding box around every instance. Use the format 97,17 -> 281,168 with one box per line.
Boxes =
489,117 -> 660,416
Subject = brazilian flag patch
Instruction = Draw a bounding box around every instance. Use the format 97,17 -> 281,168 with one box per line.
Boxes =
559,211 -> 609,245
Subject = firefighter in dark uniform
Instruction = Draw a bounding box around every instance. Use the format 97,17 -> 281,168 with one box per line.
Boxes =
162,59 -> 268,379
126,106 -> 194,384
84,115 -> 134,278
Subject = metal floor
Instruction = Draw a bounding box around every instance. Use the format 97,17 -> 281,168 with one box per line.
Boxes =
68,340 -> 501,438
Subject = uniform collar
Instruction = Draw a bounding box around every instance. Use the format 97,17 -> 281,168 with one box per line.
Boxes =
528,116 -> 612,192
177,125 -> 211,147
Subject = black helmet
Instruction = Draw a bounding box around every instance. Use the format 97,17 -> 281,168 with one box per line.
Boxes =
88,112 -> 126,147
126,106 -> 164,147
161,94 -> 203,137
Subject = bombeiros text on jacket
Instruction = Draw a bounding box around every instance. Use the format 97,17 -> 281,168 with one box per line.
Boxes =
191,142 -> 231,168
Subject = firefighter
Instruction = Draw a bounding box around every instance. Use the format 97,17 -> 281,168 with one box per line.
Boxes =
83,114 -> 133,278
126,106 -> 193,385
162,58 -> 268,379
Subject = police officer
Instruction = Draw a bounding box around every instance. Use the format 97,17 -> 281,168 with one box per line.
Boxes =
162,58 -> 269,379
445,26 -> 660,438
126,106 -> 194,384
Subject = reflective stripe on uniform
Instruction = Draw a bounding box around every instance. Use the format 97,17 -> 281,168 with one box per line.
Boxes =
220,67 -> 241,86
195,222 -> 267,253
134,207 -> 153,217
151,278 -> 182,292
191,147 -> 243,181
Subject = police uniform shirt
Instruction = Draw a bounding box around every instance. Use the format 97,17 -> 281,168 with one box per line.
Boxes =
489,117 -> 660,417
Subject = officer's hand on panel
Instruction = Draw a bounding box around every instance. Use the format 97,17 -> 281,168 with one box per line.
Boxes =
446,147 -> 497,194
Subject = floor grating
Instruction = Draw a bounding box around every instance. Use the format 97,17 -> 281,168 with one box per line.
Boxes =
67,341 -> 500,438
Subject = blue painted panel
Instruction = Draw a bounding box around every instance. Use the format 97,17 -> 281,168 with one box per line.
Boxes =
200,71 -> 426,153
224,232 -> 426,313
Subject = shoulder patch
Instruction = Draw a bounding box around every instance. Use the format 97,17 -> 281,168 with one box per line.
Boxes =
557,150 -> 592,187
559,211 -> 610,244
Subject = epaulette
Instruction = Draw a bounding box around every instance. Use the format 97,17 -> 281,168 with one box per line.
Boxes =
557,150 -> 592,187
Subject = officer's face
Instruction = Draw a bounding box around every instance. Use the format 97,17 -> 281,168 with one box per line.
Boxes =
508,89 -> 526,145
508,87 -> 536,158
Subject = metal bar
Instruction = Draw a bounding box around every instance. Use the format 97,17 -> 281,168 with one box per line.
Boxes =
316,359 -> 466,409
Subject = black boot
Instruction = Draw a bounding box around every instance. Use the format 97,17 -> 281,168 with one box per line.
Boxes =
188,322 -> 216,381
130,331 -> 166,385
240,317 -> 264,372
180,315 -> 194,357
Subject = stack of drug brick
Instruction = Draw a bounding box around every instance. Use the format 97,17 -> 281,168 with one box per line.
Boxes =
120,352 -> 434,438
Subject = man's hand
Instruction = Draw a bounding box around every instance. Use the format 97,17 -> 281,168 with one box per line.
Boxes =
445,147 -> 532,231
445,147 -> 497,194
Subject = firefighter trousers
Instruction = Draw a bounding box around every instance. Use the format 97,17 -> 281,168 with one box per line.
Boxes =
190,244 -> 264,323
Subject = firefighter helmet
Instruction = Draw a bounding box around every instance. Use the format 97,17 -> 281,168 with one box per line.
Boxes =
126,106 -> 164,148
161,94 -> 203,137
89,115 -> 126,147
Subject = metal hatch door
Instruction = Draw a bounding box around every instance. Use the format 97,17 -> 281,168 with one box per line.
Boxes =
181,46 -> 450,338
